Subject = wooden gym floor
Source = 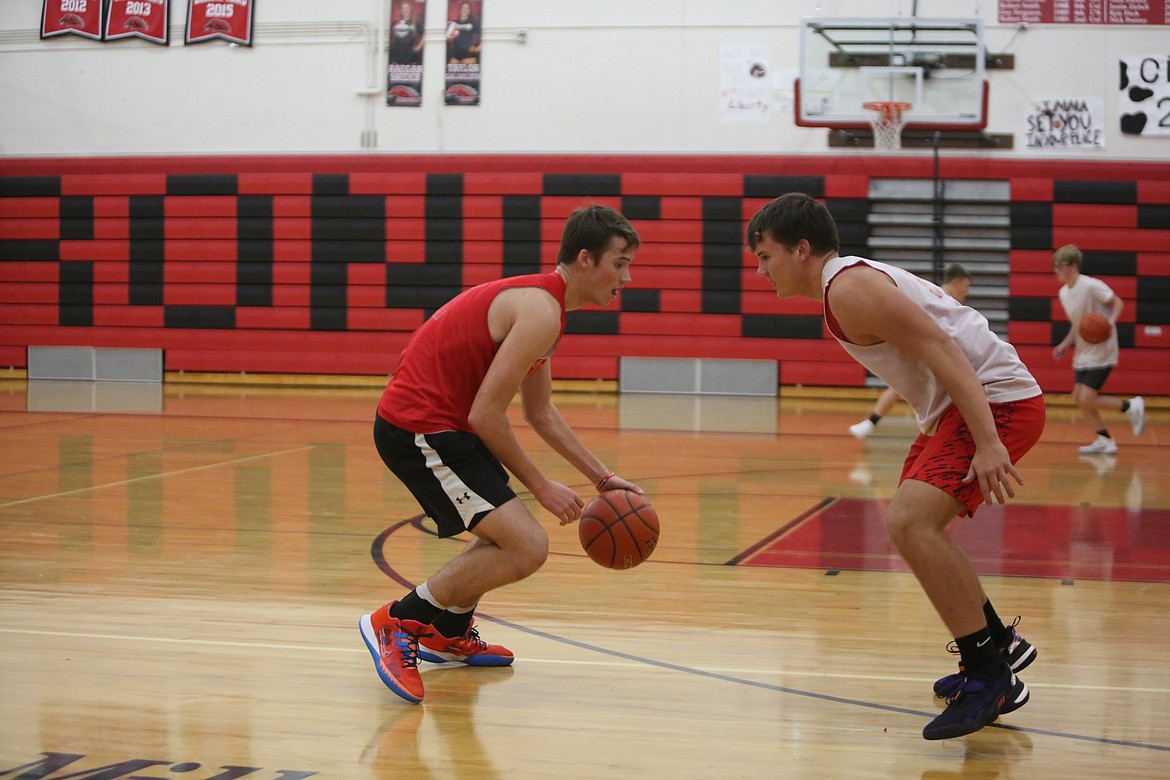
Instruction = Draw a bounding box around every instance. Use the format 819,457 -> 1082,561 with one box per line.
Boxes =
1,377 -> 1167,779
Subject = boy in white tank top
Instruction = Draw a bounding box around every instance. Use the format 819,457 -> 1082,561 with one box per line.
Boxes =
747,193 -> 1045,741
848,263 -> 974,439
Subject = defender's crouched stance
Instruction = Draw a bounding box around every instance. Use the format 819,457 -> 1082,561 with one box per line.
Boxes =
748,193 -> 1045,740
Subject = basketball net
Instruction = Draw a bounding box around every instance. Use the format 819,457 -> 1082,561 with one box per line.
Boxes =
863,101 -> 912,151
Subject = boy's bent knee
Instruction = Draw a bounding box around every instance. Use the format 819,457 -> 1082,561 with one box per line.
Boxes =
885,483 -> 962,546
884,508 -> 917,548
519,535 -> 549,576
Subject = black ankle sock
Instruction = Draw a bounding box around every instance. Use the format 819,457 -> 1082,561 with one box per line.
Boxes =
1097,428 -> 1112,439
1121,400 -> 1130,413
390,590 -> 442,625
955,627 -> 1001,681
868,413 -> 882,425
430,609 -> 474,639
983,600 -> 1009,648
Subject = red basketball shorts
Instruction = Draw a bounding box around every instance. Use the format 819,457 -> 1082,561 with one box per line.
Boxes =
899,394 -> 1047,517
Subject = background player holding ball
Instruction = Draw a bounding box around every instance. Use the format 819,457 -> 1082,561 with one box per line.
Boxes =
1051,243 -> 1146,455
361,205 -> 644,704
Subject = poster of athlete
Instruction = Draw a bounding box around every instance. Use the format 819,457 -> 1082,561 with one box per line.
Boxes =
40,0 -> 104,41
443,0 -> 482,105
387,0 -> 427,106
185,0 -> 255,46
105,0 -> 170,45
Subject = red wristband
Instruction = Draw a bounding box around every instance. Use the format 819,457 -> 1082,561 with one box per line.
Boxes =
596,471 -> 616,490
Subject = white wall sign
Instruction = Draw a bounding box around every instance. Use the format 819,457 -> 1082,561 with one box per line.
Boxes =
720,44 -> 772,123
1025,97 -> 1105,148
1119,56 -> 1170,136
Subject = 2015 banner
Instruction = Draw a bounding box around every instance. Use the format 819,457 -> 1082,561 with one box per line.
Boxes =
41,0 -> 104,41
106,0 -> 170,45
186,0 -> 255,46
387,0 -> 427,106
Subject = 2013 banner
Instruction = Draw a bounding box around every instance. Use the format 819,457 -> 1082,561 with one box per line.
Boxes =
106,0 -> 170,45
387,0 -> 427,106
186,0 -> 254,46
41,0 -> 104,41
444,0 -> 482,105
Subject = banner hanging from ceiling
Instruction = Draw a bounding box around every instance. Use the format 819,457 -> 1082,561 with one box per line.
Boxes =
387,0 -> 427,106
444,0 -> 482,105
105,0 -> 170,45
41,0 -> 104,41
186,0 -> 254,46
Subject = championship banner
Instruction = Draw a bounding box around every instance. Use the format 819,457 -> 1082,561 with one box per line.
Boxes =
186,0 -> 254,46
41,0 -> 104,41
443,0 -> 482,105
387,0 -> 427,106
105,0 -> 169,45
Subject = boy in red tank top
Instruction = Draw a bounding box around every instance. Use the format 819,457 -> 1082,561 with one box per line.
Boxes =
360,205 -> 643,704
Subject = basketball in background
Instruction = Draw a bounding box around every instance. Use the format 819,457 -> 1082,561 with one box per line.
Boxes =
1079,312 -> 1112,344
578,489 -> 659,570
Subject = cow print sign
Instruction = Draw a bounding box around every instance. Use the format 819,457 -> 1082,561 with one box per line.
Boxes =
1119,56 -> 1170,136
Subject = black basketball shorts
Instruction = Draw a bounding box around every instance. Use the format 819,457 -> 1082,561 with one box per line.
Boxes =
1073,365 -> 1113,391
373,415 -> 516,538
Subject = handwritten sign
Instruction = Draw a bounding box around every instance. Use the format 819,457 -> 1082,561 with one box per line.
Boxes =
1025,97 -> 1105,148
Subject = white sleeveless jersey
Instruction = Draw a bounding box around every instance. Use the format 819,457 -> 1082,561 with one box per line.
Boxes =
823,256 -> 1041,434
1058,274 -> 1118,369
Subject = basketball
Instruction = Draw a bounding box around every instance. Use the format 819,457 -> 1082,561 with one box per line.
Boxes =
1079,312 -> 1111,344
578,489 -> 660,570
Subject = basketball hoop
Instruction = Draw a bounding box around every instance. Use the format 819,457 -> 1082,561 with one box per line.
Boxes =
863,101 -> 912,151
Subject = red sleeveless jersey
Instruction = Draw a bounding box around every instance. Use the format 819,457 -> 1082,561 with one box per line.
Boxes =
377,271 -> 567,433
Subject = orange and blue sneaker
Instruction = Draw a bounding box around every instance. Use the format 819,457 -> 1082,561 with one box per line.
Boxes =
359,602 -> 431,703
418,619 -> 514,667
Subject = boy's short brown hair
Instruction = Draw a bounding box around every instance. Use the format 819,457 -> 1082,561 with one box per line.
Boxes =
746,192 -> 840,256
1053,244 -> 1083,269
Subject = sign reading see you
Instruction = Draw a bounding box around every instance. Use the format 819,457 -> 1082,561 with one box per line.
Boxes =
1119,56 -> 1170,136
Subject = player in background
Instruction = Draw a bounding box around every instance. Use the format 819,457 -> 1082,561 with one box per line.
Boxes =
360,205 -> 642,704
1051,244 -> 1145,455
748,193 -> 1045,740
850,263 -> 974,439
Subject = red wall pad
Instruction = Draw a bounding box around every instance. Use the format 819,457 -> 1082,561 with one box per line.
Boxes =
0,154 -> 1167,393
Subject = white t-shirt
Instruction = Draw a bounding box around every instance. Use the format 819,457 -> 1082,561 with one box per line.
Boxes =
1057,274 -> 1118,369
823,256 -> 1041,434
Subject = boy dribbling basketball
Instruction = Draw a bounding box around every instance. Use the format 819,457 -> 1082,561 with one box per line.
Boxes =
360,205 -> 643,705
747,193 -> 1045,740
1051,244 -> 1145,454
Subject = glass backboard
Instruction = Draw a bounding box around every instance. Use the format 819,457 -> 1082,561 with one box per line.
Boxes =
795,17 -> 988,130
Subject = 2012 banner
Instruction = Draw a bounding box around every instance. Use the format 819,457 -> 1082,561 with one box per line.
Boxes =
106,0 -> 170,45
186,0 -> 254,46
41,0 -> 104,41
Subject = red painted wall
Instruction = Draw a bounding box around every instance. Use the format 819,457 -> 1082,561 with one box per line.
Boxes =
2,154 -> 1168,394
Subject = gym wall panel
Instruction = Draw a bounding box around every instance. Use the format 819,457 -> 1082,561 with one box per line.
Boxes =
1,154 -> 1168,393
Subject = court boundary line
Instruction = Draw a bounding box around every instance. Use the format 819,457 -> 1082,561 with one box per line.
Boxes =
370,518 -> 1170,754
725,496 -> 836,565
0,623 -> 1164,696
